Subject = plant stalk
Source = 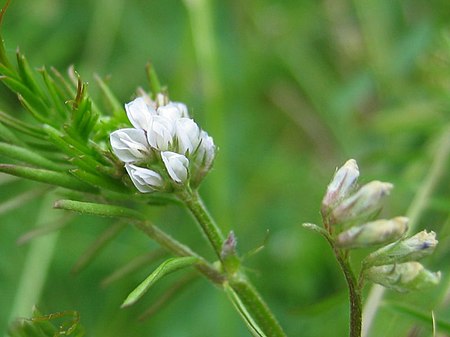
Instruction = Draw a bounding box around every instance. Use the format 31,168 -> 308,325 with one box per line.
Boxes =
335,248 -> 362,337
179,188 -> 287,337
178,188 -> 225,261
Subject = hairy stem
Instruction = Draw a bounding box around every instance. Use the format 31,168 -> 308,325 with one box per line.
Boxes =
229,277 -> 287,337
178,188 -> 225,260
334,249 -> 362,337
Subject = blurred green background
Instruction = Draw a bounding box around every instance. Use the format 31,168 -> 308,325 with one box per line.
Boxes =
1,0 -> 449,336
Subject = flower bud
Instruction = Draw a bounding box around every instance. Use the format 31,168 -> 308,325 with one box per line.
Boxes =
161,151 -> 189,183
146,116 -> 175,151
331,180 -> 393,225
221,231 -> 240,275
175,118 -> 201,155
364,230 -> 438,266
190,130 -> 216,187
322,159 -> 359,210
364,262 -> 441,292
125,164 -> 164,193
336,217 -> 408,249
110,128 -> 151,162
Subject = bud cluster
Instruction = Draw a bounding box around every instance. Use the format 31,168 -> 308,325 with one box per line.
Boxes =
321,159 -> 440,292
110,95 -> 215,193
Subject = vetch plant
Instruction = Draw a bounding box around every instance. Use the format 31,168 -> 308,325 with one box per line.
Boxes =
303,159 -> 441,337
0,3 -> 285,335
0,2 -> 444,336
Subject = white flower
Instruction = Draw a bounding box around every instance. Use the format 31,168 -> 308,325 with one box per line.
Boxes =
322,159 -> 359,209
161,151 -> 189,183
176,118 -> 201,154
125,164 -> 164,192
157,102 -> 189,121
146,116 -> 175,151
125,97 -> 156,130
196,130 -> 215,168
110,128 -> 151,162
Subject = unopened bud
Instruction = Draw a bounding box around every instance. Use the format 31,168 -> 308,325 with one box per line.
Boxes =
365,262 -> 441,292
221,231 -> 240,275
336,217 -> 408,249
364,230 -> 438,266
331,181 -> 393,225
322,159 -> 359,210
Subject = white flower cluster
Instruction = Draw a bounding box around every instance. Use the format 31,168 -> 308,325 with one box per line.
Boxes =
110,96 -> 215,193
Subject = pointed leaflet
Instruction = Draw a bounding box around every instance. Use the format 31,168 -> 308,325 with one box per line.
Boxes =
0,164 -> 96,192
121,256 -> 199,308
53,199 -> 145,221
0,141 -> 63,171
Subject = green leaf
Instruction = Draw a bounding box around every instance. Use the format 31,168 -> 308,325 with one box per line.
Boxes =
69,168 -> 128,193
121,256 -> 199,308
0,76 -> 49,116
16,50 -> 47,100
0,164 -> 97,192
223,282 -> 267,337
0,141 -> 63,171
53,199 -> 145,221
385,301 -> 450,334
0,110 -> 45,138
0,121 -> 26,145
138,272 -> 198,321
43,124 -> 111,168
39,67 -> 69,119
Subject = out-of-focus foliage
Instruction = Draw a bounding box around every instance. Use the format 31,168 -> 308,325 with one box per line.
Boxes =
1,0 -> 449,336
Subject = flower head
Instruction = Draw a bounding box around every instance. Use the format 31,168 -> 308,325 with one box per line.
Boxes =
110,96 -> 215,192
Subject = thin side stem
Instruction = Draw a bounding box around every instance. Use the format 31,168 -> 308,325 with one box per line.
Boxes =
133,220 -> 224,285
323,217 -> 362,337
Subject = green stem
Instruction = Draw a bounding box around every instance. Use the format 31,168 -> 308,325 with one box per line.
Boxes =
179,188 -> 286,337
334,249 -> 362,337
229,277 -> 287,337
178,188 -> 225,260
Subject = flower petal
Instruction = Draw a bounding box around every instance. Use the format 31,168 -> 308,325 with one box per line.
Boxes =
147,116 -> 175,151
157,102 -> 188,121
110,128 -> 151,162
125,97 -> 156,130
125,163 -> 163,193
175,118 -> 201,155
161,151 -> 189,183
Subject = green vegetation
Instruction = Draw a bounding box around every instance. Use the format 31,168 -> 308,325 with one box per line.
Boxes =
1,1 -> 449,336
